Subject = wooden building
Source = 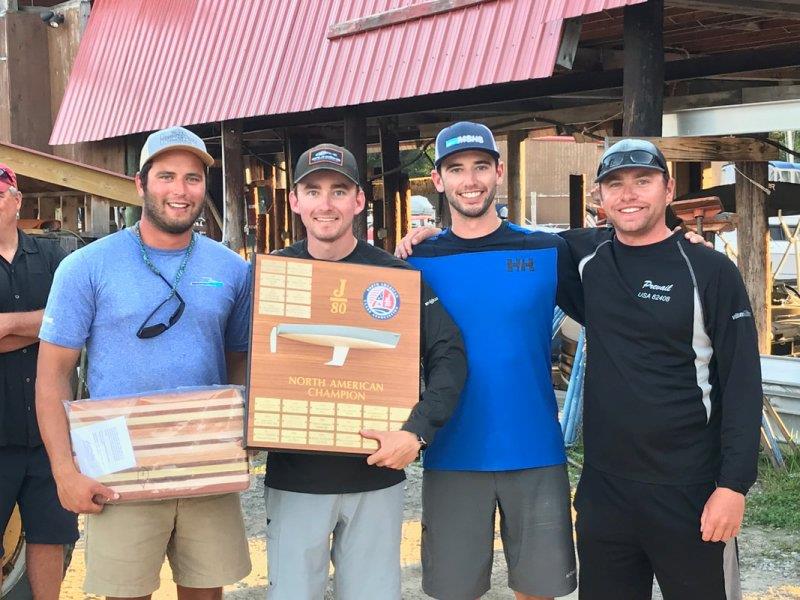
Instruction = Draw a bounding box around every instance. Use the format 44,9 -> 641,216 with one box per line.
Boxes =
5,0 -> 800,349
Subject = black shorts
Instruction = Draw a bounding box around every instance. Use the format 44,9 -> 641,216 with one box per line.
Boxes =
0,445 -> 79,557
574,465 -> 741,600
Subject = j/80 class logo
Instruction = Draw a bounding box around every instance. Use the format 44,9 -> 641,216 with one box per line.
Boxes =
363,282 -> 400,320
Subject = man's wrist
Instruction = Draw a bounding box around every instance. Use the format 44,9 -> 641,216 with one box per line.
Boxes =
717,482 -> 749,496
52,458 -> 79,480
0,313 -> 12,337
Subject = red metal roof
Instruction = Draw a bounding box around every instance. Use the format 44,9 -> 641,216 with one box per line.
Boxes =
50,0 -> 644,145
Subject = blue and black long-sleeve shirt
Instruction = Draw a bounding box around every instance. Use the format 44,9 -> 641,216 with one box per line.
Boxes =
407,222 -> 584,471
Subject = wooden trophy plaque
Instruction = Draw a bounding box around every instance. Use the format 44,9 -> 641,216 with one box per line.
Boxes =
246,254 -> 421,454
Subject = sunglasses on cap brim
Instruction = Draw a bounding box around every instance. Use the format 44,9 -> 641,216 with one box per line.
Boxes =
597,150 -> 666,177
0,169 -> 14,185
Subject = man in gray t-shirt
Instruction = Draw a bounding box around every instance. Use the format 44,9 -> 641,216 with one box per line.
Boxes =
36,127 -> 252,600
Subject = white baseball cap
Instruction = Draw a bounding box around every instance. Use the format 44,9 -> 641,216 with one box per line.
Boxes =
139,126 -> 214,170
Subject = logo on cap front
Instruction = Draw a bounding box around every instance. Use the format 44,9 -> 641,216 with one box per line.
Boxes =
156,129 -> 197,146
309,148 -> 344,166
362,283 -> 400,320
445,134 -> 485,148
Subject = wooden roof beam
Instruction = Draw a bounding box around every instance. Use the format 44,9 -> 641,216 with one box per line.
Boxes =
0,141 -> 140,207
668,0 -> 800,19
605,136 -> 778,162
328,0 -> 490,39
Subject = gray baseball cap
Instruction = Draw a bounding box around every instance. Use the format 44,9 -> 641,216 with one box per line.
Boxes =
595,139 -> 667,182
139,126 -> 214,170
293,144 -> 360,187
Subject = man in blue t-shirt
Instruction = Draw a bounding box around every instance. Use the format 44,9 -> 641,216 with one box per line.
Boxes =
401,122 -> 584,600
36,127 -> 252,599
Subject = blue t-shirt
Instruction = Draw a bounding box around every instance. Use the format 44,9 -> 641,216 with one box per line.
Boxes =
40,228 -> 251,399
407,222 -> 582,471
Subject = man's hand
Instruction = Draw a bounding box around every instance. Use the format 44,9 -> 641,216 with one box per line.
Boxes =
394,227 -> 442,259
362,430 -> 421,469
674,227 -> 713,249
700,487 -> 745,542
684,231 -> 713,248
54,469 -> 119,514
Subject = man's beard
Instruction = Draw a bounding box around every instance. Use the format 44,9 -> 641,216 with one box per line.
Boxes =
142,190 -> 203,234
446,188 -> 496,219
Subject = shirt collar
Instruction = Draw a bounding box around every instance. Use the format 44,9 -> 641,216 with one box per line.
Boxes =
18,229 -> 40,255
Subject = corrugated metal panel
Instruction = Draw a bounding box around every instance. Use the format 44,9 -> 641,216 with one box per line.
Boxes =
50,0 -> 644,145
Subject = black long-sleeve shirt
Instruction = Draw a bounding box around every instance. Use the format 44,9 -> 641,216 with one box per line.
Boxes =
265,239 -> 467,494
561,229 -> 762,493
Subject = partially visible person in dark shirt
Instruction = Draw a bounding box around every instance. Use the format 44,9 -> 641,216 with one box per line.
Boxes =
0,163 -> 77,600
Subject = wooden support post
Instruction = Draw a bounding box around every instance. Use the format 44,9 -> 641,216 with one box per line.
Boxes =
263,163 -> 276,251
256,213 -> 267,254
373,195 -> 385,248
622,0 -> 664,136
673,162 -> 703,197
269,196 -> 279,253
203,195 -> 223,242
569,174 -> 585,229
222,120 -> 245,254
735,161 -> 771,353
400,178 -> 411,239
37,197 -> 57,221
284,133 -> 308,243
88,196 -> 110,235
270,157 -> 282,251
274,189 -> 287,249
344,112 -> 369,240
379,118 -> 401,251
60,196 -> 80,233
394,191 -> 403,248
285,190 -> 292,247
506,131 -> 526,225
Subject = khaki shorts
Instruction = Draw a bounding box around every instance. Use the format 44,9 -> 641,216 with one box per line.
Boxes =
84,493 -> 251,597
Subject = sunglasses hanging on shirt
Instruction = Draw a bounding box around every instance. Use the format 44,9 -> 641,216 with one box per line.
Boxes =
133,222 -> 196,339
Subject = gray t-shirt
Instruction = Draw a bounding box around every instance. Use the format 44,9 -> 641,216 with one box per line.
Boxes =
40,228 -> 250,399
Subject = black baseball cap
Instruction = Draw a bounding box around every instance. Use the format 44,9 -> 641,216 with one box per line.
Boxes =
293,144 -> 360,187
595,139 -> 668,182
434,121 -> 500,168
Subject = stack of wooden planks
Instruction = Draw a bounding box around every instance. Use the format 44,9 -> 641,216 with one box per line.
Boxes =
66,386 -> 250,501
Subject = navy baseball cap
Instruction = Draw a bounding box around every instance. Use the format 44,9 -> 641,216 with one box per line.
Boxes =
595,139 -> 668,182
434,121 -> 500,168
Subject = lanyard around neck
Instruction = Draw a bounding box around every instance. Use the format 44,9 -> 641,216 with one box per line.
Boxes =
133,222 -> 196,298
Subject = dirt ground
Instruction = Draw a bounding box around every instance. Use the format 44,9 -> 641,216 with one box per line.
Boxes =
59,461 -> 799,599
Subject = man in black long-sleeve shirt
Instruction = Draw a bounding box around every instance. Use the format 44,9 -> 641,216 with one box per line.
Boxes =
263,144 -> 466,600
562,139 -> 762,600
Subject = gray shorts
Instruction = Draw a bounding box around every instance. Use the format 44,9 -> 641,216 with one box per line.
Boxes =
264,482 -> 404,600
422,465 -> 577,599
